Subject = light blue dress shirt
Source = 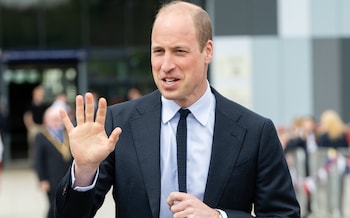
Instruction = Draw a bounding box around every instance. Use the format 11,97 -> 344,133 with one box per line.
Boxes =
159,82 -> 216,218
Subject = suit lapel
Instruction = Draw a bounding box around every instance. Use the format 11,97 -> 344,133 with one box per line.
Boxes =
129,93 -> 162,218
127,89 -> 247,215
203,90 -> 247,207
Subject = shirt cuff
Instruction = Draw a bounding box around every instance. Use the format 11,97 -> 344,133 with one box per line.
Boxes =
70,160 -> 99,191
216,209 -> 228,218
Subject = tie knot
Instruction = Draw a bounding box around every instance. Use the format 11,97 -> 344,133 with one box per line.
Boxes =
179,108 -> 191,119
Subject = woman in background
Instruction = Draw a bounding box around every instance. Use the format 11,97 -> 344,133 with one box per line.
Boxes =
318,110 -> 348,149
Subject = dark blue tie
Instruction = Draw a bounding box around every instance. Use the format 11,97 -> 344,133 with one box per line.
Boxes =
176,109 -> 190,193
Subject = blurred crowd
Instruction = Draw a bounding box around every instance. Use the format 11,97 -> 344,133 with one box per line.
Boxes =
279,110 -> 350,152
22,85 -> 73,218
278,110 -> 350,217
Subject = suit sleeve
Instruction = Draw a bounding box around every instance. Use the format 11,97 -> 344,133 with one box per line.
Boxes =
253,119 -> 300,217
55,154 -> 115,218
226,119 -> 300,218
54,166 -> 96,218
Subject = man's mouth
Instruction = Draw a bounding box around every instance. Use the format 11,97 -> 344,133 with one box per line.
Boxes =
164,78 -> 178,83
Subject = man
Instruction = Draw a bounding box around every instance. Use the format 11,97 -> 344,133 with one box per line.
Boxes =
55,1 -> 300,217
23,85 -> 50,160
34,106 -> 71,218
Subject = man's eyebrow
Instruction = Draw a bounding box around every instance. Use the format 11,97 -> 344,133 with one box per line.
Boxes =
173,45 -> 188,50
151,45 -> 189,51
151,45 -> 163,49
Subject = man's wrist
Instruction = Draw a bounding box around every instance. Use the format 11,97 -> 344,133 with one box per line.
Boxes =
71,160 -> 99,191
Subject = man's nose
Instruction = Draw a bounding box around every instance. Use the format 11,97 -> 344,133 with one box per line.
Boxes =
160,54 -> 175,72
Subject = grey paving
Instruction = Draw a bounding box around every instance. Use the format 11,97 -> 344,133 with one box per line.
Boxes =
0,160 -> 114,218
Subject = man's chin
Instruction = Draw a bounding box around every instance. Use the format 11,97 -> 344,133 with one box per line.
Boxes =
162,94 -> 177,101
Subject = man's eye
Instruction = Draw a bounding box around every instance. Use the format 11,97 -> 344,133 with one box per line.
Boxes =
176,50 -> 186,54
153,49 -> 163,54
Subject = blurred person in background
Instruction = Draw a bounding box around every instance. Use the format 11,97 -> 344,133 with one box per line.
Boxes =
285,116 -> 319,157
319,110 -> 349,148
89,90 -> 99,113
23,85 -> 50,161
284,115 -> 319,216
318,109 -> 348,149
34,106 -> 72,218
276,125 -> 290,150
127,87 -> 142,100
51,92 -> 72,116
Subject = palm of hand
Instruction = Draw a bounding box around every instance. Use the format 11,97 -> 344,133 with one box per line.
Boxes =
69,121 -> 114,168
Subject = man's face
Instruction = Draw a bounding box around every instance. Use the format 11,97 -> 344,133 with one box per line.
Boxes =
151,11 -> 213,108
45,109 -> 64,130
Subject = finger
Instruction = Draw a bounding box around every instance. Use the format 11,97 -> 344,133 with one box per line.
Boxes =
60,109 -> 74,132
84,92 -> 95,123
95,97 -> 107,126
167,192 -> 186,207
108,127 -> 122,150
75,95 -> 85,125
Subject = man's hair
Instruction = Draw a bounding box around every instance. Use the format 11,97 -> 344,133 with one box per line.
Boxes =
154,0 -> 212,52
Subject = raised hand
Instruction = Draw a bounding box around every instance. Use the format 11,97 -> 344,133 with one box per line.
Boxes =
60,92 -> 122,186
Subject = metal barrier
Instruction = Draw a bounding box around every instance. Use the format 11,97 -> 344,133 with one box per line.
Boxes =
287,147 -> 349,218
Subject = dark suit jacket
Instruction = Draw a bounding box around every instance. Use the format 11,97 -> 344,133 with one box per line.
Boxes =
34,129 -> 72,218
34,131 -> 71,193
55,88 -> 300,218
284,137 -> 310,176
318,132 -> 349,149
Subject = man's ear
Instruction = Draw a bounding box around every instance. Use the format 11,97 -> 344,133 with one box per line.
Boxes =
204,40 -> 213,64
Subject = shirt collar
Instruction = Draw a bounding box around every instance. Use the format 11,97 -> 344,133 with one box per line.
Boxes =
161,81 -> 215,126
